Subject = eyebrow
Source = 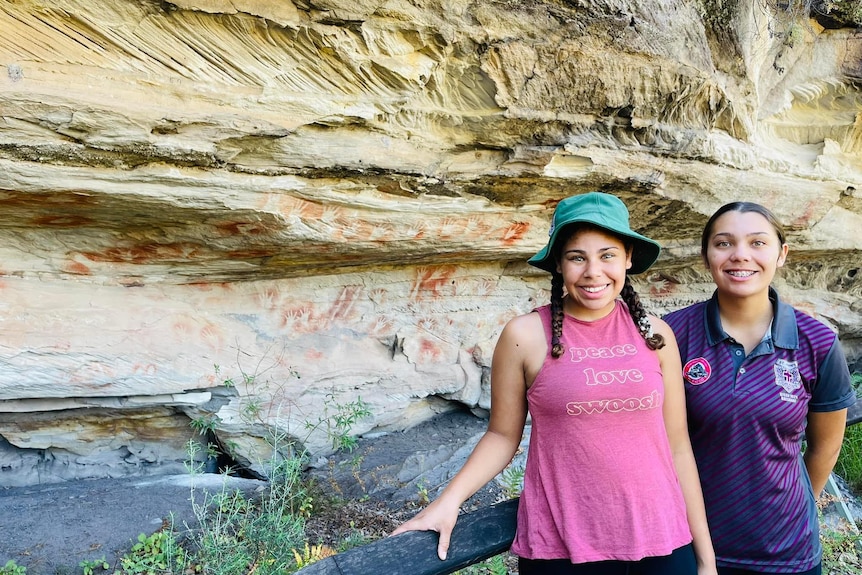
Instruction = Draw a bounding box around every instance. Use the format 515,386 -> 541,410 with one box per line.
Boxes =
563,246 -> 621,254
712,231 -> 771,238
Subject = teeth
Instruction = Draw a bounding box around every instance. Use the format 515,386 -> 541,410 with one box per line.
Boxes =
727,271 -> 755,277
583,286 -> 605,293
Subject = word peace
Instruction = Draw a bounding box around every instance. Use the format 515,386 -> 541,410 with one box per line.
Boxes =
568,344 -> 638,363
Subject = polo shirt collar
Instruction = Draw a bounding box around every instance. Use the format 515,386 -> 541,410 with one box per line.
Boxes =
703,287 -> 799,349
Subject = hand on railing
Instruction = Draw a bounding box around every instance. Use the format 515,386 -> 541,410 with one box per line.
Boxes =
390,496 -> 461,560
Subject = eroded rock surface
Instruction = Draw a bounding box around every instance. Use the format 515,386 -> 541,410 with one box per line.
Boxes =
0,0 -> 860,484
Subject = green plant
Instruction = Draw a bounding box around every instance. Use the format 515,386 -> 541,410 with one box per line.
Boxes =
416,478 -> 430,505
453,553 -> 511,574
179,353 -> 376,574
118,530 -> 186,574
0,560 -> 26,575
335,526 -> 371,553
307,393 -> 372,452
79,556 -> 109,575
500,464 -> 525,499
836,420 -> 862,494
190,414 -> 221,435
821,523 -> 862,573
851,371 -> 862,396
189,445 -> 309,574
290,542 -> 335,568
835,373 -> 862,493
184,396 -> 365,573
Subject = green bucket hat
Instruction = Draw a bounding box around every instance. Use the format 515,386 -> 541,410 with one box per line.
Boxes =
528,192 -> 661,274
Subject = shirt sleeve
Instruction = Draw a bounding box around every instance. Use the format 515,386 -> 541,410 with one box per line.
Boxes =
809,338 -> 857,413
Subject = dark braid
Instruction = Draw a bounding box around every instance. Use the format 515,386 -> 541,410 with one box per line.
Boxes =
620,276 -> 665,350
550,271 -> 565,358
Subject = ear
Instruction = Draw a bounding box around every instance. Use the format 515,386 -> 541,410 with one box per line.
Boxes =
776,243 -> 789,268
626,246 -> 634,270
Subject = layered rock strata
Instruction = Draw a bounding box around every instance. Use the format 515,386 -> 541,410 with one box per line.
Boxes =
0,0 -> 860,484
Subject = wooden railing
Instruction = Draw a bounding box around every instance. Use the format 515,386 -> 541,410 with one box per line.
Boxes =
297,401 -> 862,575
296,497 -> 518,575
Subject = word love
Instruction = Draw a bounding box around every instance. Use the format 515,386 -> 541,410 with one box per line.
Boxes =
584,367 -> 644,386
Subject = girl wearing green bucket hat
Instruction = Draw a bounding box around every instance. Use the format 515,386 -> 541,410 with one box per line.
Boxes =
394,192 -> 716,574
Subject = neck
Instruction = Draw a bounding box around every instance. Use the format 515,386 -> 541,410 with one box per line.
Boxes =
716,289 -> 771,319
562,296 -> 617,322
716,290 -> 773,351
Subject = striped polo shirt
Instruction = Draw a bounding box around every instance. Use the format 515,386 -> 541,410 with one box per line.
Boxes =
664,288 -> 856,573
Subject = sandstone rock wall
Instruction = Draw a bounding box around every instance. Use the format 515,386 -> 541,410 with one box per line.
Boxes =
0,0 -> 860,484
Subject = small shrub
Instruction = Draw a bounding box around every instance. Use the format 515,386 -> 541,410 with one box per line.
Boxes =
835,372 -> 862,493
500,464 -> 525,499
117,530 -> 186,574
79,556 -> 109,575
0,560 -> 26,575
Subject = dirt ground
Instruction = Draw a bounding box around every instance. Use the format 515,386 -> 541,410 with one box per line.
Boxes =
0,409 -> 492,574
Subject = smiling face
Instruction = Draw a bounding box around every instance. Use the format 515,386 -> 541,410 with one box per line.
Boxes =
556,226 -> 633,321
703,210 -> 788,301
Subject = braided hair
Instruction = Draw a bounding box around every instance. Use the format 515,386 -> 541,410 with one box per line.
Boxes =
550,271 -> 566,358
620,276 -> 665,350
548,227 -> 665,358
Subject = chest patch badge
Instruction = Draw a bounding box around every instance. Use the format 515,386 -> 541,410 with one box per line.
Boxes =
683,357 -> 711,385
774,359 -> 802,402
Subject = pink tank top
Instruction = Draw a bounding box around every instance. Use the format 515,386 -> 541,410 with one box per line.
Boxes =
510,301 -> 692,563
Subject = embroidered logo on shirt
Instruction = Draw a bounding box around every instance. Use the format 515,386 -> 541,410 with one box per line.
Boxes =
774,359 -> 802,403
683,358 -> 711,385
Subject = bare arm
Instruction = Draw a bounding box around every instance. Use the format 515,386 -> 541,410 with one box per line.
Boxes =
654,317 -> 717,575
390,312 -> 537,560
804,409 -> 848,497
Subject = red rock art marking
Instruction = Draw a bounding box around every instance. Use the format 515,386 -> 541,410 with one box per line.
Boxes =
367,288 -> 390,304
476,279 -> 499,296
171,317 -> 224,351
305,348 -> 324,361
83,242 -> 206,264
368,315 -> 395,336
68,361 -> 117,384
789,200 -> 820,229
410,266 -> 457,300
648,274 -> 678,297
500,221 -> 530,245
462,216 -> 492,238
418,338 -> 442,361
132,363 -> 158,376
200,324 -> 224,352
62,259 -> 92,275
280,304 -> 317,333
405,220 -> 427,239
215,221 -> 273,237
32,214 -> 94,227
327,285 -> 363,325
438,217 -> 464,239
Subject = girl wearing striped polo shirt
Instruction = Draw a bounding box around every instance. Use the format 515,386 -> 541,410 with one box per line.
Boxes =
664,202 -> 856,575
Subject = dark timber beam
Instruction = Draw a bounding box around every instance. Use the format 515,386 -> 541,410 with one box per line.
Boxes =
296,497 -> 519,575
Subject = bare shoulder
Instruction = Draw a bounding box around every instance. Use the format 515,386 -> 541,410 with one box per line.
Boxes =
648,314 -> 683,370
494,310 -> 547,387
500,310 -> 545,343
495,310 -> 547,361
648,314 -> 676,342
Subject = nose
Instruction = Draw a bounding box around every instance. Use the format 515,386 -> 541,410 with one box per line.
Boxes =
730,244 -> 750,261
583,257 -> 602,276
